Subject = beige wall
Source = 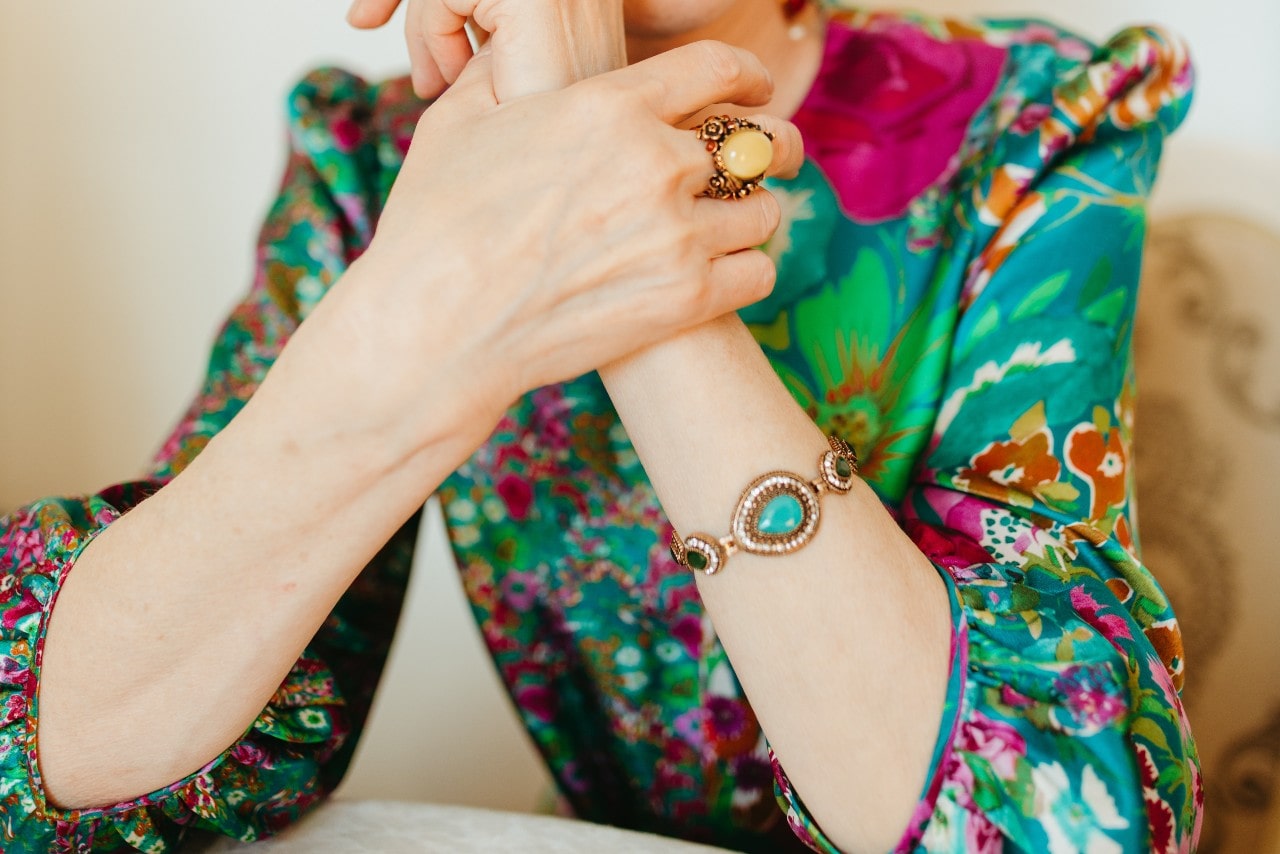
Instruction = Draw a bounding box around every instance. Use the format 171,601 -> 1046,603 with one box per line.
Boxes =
2,0 -> 1276,817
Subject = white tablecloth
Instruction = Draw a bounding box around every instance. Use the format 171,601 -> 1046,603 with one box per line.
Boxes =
189,800 -> 736,853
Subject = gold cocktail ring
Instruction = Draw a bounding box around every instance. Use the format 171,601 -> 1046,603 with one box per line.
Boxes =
695,115 -> 775,200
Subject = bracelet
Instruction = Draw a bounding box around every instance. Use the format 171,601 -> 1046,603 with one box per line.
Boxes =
668,434 -> 859,576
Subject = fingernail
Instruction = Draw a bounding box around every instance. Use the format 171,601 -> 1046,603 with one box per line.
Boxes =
346,0 -> 367,24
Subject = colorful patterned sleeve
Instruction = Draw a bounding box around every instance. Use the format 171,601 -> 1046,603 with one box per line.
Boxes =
0,70 -> 423,852
771,27 -> 1204,853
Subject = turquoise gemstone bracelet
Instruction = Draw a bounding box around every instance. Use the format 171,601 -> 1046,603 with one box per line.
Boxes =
669,435 -> 858,575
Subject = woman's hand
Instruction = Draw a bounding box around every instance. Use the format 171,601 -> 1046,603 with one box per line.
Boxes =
347,0 -> 626,100
266,42 -> 803,467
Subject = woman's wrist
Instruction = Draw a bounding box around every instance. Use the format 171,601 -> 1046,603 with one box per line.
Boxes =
244,256 -> 509,486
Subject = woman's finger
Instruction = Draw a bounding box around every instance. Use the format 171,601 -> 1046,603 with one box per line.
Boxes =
738,115 -> 804,180
699,249 -> 778,319
406,6 -> 449,98
677,114 -> 804,197
438,45 -> 497,111
425,0 -> 478,86
347,0 -> 402,28
693,191 -> 782,257
600,41 -> 775,125
473,0 -> 627,102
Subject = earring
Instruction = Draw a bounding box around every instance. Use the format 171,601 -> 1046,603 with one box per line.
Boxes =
781,0 -> 808,19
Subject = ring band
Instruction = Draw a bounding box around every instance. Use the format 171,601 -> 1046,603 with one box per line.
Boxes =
696,115 -> 775,200
669,435 -> 858,575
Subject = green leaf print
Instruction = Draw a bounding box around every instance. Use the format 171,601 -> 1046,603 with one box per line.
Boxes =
1011,271 -> 1070,322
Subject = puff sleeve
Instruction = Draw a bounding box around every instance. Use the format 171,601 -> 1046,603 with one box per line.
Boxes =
0,70 -> 424,852
772,26 -> 1203,854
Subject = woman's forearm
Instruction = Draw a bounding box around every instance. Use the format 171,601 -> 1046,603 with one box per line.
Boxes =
598,314 -> 952,852
36,274 -> 481,811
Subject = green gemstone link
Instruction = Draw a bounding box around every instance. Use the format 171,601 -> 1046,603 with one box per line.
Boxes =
835,456 -> 853,478
686,550 -> 709,571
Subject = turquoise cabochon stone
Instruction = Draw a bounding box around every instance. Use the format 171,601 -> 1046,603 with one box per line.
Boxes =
757,493 -> 804,536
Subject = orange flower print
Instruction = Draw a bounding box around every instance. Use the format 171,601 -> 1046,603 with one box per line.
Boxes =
963,430 -> 1059,503
1065,408 -> 1129,521
1145,618 -> 1186,693
956,402 -> 1077,509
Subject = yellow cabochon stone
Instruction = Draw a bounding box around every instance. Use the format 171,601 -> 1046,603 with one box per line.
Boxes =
721,129 -> 773,181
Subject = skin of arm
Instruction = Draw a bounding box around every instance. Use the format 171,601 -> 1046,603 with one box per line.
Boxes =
598,314 -> 953,853
608,6 -> 953,850
35,262 -> 489,810
354,0 -> 953,847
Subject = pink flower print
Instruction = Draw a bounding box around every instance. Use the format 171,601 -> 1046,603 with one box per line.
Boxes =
1,517 -> 45,569
942,748 -> 977,807
1011,103 -> 1053,135
1051,665 -> 1127,736
515,683 -> 556,723
496,475 -> 533,521
1,586 -> 42,632
1070,585 -> 1133,652
0,692 -> 26,727
530,386 -> 574,452
499,570 -> 541,612
956,711 -> 1028,780
559,759 -> 590,794
1000,684 -> 1036,711
1135,743 -> 1179,853
963,810 -> 1005,853
230,741 -> 269,767
704,696 -> 759,758
672,707 -> 708,756
904,518 -> 995,576
706,697 -> 747,740
918,486 -> 993,545
330,116 -> 364,153
670,614 -> 703,661
793,22 -> 1006,222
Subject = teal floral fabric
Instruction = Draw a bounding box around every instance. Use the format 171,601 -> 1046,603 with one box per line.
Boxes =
0,11 -> 1201,853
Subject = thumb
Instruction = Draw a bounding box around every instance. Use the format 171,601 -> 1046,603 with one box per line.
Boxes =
476,0 -> 627,102
437,45 -> 498,111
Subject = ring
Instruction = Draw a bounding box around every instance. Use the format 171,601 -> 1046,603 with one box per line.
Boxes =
695,115 -> 775,200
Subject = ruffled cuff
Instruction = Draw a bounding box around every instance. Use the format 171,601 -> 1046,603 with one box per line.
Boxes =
0,486 -> 350,853
768,557 -> 968,854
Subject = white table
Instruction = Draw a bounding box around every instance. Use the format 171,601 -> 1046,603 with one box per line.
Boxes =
189,800 -> 736,853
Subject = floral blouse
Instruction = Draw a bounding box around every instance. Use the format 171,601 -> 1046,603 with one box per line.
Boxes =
0,9 -> 1202,853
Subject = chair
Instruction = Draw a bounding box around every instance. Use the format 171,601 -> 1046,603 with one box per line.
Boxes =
1135,212 -> 1280,852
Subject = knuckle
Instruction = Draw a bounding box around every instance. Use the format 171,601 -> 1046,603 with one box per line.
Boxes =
659,222 -> 699,269
577,78 -> 633,121
671,260 -> 710,311
680,279 -> 712,317
694,40 -> 745,91
756,192 -> 782,237
653,144 -> 690,190
749,254 -> 778,299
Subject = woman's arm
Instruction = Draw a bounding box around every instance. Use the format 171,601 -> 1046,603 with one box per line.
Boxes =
36,292 -> 478,810
602,28 -> 1201,853
598,316 -> 952,852
20,42 -> 798,840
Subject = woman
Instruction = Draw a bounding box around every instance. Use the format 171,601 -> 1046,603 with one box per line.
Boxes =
0,0 -> 1199,851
